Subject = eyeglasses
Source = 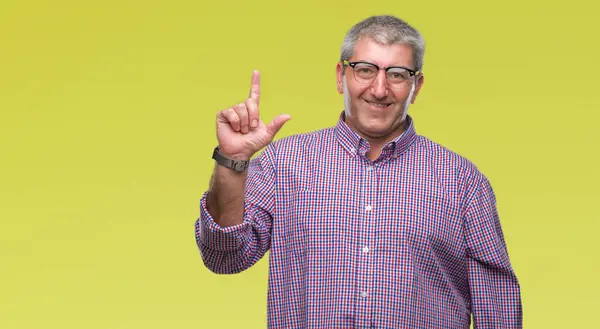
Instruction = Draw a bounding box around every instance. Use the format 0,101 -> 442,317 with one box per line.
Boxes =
342,60 -> 420,89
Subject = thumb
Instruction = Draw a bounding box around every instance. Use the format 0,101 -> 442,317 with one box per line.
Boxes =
267,114 -> 292,137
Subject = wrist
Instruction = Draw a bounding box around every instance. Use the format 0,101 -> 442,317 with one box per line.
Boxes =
212,147 -> 251,172
216,147 -> 252,161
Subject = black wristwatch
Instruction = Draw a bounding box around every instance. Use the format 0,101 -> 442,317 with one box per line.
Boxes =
212,147 -> 250,172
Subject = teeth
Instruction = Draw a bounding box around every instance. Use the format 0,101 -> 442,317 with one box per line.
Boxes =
368,101 -> 388,107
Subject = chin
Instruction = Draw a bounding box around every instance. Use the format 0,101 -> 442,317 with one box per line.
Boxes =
358,120 -> 393,137
359,114 -> 405,136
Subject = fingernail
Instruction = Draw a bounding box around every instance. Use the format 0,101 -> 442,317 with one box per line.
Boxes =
251,119 -> 258,128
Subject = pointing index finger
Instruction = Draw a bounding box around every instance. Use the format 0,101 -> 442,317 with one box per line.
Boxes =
249,70 -> 260,106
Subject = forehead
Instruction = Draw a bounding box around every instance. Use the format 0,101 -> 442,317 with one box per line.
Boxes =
351,36 -> 414,68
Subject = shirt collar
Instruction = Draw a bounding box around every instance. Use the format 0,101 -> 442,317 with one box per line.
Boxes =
334,111 -> 418,160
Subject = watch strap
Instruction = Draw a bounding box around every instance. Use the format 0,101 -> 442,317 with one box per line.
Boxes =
212,147 -> 249,172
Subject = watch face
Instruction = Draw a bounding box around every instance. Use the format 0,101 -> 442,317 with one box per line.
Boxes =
233,161 -> 248,172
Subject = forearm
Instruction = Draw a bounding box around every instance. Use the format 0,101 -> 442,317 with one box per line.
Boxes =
197,150 -> 275,274
206,163 -> 248,228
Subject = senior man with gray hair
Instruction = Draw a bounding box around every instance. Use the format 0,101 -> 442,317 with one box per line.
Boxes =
195,15 -> 523,329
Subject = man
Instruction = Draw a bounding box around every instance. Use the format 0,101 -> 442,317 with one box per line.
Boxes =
195,15 -> 522,329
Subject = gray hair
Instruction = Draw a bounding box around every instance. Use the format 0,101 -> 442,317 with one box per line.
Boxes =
340,15 -> 425,72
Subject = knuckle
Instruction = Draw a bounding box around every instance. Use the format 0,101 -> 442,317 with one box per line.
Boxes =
228,113 -> 239,123
218,108 -> 230,119
237,108 -> 248,118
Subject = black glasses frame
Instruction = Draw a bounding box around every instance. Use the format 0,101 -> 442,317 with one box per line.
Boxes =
342,60 -> 421,79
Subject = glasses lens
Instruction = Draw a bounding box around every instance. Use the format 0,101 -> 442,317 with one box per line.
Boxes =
387,68 -> 411,85
353,63 -> 378,83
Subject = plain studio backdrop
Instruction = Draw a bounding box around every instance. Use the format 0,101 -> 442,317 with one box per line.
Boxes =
1,0 -> 599,328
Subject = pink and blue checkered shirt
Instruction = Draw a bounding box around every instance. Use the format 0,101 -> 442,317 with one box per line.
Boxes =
195,113 -> 522,328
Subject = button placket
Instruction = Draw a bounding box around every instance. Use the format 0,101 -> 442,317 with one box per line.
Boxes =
356,159 -> 376,327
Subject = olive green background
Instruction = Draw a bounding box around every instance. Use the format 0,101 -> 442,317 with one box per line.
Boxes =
1,0 -> 598,328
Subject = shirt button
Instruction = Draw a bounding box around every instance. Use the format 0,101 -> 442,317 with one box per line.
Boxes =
350,147 -> 356,153
362,246 -> 370,253
366,166 -> 373,172
365,205 -> 372,211
360,291 -> 368,298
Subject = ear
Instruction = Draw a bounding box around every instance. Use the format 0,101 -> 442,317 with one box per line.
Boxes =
411,73 -> 425,104
336,62 -> 344,94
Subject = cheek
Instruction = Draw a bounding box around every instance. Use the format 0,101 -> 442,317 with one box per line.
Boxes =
350,87 -> 370,103
393,88 -> 413,101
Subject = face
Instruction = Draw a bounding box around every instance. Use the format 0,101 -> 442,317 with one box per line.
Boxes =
336,37 -> 424,142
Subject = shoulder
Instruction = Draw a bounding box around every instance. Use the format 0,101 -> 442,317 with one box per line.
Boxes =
413,135 -> 487,190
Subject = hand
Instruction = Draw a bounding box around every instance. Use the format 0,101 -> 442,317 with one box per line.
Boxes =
216,70 -> 291,160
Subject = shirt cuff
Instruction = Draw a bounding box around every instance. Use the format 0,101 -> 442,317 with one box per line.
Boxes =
195,191 -> 249,252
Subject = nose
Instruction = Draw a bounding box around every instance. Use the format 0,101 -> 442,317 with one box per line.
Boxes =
370,70 -> 389,99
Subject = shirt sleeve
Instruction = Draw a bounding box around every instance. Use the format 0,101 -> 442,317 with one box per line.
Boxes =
464,176 -> 523,328
194,145 -> 276,274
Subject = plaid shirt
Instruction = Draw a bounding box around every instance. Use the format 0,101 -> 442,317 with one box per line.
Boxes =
195,113 -> 522,328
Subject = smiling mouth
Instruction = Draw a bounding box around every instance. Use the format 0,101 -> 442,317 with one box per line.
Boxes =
364,99 -> 393,108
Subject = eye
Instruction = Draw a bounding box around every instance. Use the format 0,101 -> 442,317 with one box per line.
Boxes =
354,64 -> 377,76
387,69 -> 410,81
